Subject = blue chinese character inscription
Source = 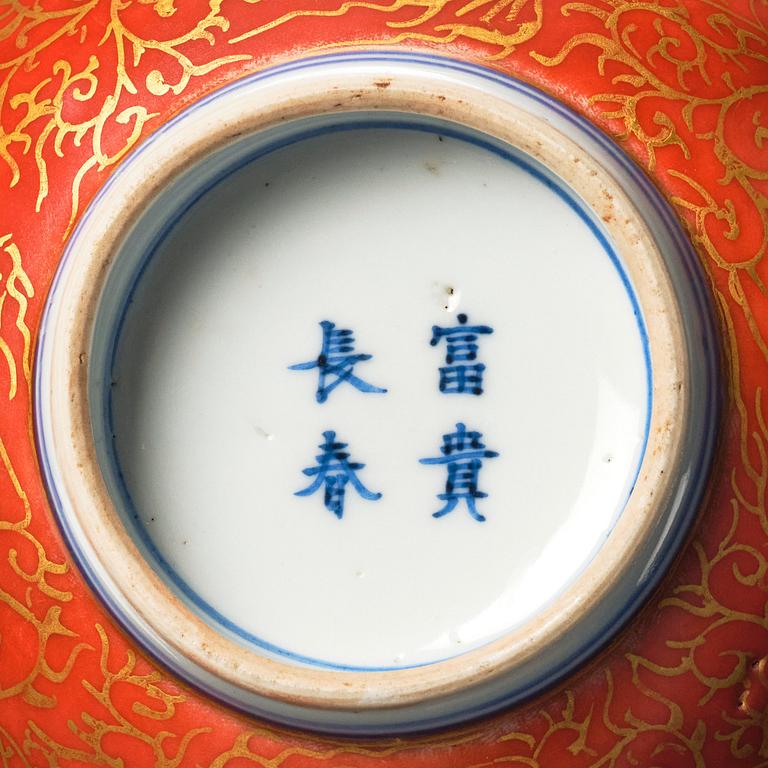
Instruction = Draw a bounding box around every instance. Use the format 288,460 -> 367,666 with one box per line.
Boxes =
419,423 -> 499,522
295,430 -> 382,519
289,320 -> 387,403
429,313 -> 494,395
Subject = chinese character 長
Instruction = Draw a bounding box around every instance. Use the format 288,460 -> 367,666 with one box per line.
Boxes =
290,320 -> 387,403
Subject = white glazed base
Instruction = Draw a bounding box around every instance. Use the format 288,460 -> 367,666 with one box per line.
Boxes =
35,53 -> 719,733
112,128 -> 648,670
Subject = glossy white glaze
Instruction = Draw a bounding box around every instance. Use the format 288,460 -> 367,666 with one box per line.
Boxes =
111,128 -> 648,668
35,53 -> 718,733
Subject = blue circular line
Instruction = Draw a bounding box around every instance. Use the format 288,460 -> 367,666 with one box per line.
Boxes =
33,50 -> 721,734
102,118 -> 653,672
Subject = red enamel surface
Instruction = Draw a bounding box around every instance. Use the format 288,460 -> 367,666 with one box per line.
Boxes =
1,1 -> 767,765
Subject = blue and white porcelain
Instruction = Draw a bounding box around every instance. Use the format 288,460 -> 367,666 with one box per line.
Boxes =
35,53 -> 719,734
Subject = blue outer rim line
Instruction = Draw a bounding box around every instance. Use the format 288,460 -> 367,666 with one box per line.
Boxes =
102,118 -> 654,674
33,50 -> 721,734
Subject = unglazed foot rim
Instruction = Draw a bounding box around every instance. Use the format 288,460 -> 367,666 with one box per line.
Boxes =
35,52 -> 720,734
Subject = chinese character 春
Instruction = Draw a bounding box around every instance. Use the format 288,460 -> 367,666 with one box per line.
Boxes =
429,312 -> 494,395
419,423 -> 499,522
295,430 -> 382,519
289,320 -> 387,403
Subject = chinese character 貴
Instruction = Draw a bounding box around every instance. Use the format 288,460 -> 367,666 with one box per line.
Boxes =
419,422 -> 499,522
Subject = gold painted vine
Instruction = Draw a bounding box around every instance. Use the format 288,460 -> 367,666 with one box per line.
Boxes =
0,0 -> 766,764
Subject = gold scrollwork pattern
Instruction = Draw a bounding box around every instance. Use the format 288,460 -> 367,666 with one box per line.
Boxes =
228,0 -> 545,60
25,625 -> 211,767
0,0 -> 249,237
0,234 -> 89,717
0,0 -> 767,764
0,233 -> 32,402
